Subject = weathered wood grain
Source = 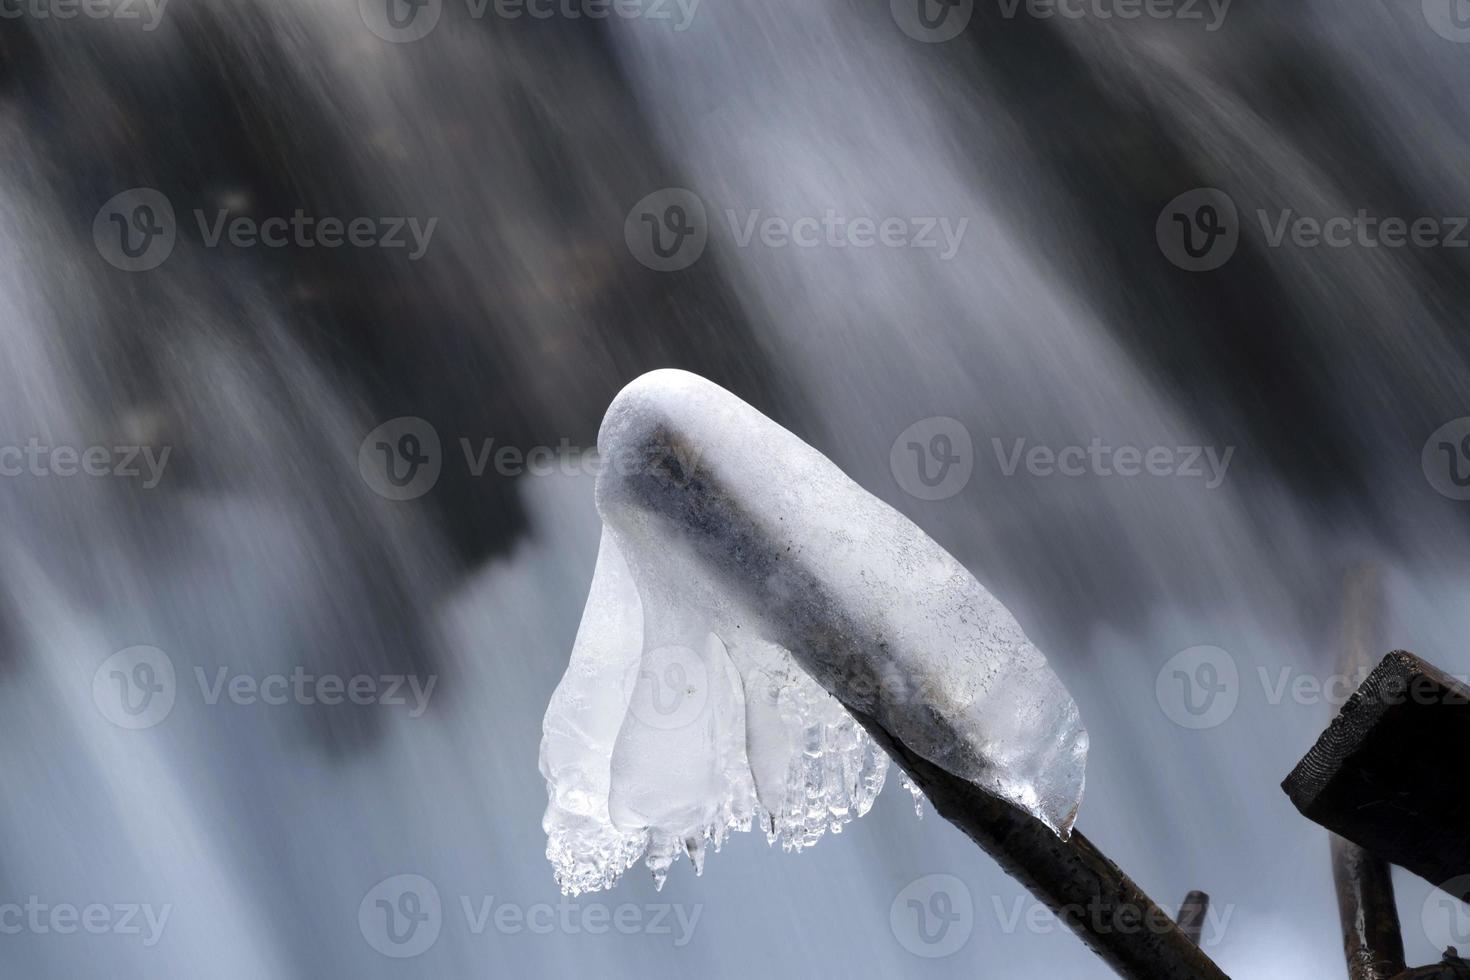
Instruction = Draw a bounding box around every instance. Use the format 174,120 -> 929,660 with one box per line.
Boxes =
1283,651 -> 1470,901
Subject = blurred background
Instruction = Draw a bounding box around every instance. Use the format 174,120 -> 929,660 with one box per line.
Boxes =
4,0 -> 1470,975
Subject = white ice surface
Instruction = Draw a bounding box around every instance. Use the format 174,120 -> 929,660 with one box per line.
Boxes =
539,370 -> 1086,893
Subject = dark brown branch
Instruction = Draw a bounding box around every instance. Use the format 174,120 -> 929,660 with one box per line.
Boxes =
614,413 -> 1230,979
863,709 -> 1229,980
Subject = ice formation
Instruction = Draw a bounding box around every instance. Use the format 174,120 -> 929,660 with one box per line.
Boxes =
539,370 -> 1087,894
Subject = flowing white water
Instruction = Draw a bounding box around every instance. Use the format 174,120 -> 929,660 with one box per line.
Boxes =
599,2 -> 1470,974
6,1 -> 1470,977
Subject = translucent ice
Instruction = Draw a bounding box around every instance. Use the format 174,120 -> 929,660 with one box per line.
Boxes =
539,529 -> 886,894
539,370 -> 1087,893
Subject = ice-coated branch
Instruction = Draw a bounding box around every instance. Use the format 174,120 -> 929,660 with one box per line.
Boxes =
594,369 -> 1088,835
540,370 -> 1226,979
540,369 -> 1084,886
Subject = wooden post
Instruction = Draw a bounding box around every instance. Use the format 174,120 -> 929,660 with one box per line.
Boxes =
1282,560 -> 1470,980
1393,953 -> 1470,978
1328,565 -> 1406,980
1285,649 -> 1470,901
1333,833 -> 1406,980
